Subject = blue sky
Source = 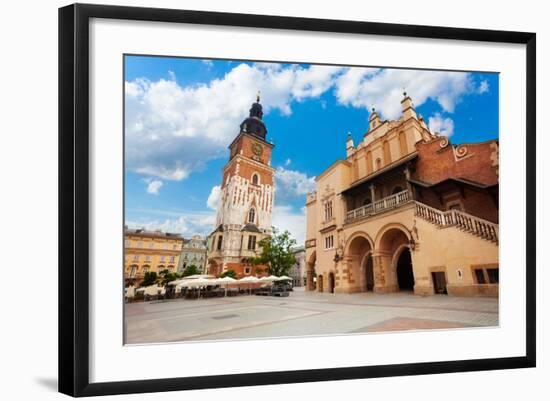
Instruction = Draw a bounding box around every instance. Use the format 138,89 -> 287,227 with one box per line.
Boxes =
124,56 -> 499,244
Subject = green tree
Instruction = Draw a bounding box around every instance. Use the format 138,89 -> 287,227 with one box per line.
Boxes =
157,269 -> 179,286
140,271 -> 157,287
219,269 -> 237,279
254,267 -> 265,276
182,264 -> 201,277
252,228 -> 296,276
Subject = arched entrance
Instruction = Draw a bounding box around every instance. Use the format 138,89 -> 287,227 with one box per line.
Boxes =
328,272 -> 335,293
344,232 -> 374,293
395,247 -> 414,291
375,224 -> 414,293
318,274 -> 324,293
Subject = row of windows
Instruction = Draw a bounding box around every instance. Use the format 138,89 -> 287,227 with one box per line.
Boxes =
181,254 -> 205,260
125,240 -> 179,250
129,255 -> 175,263
127,264 -> 175,278
185,242 -> 206,249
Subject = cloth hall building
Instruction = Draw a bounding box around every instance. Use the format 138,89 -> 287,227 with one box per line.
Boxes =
305,94 -> 499,297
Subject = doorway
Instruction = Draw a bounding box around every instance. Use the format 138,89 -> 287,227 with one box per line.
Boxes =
396,248 -> 414,291
365,255 -> 374,291
328,272 -> 335,293
431,272 -> 448,294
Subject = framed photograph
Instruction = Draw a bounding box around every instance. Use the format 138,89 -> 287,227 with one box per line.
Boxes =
58,3 -> 536,397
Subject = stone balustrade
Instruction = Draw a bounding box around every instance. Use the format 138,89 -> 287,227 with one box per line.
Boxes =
414,202 -> 499,243
345,190 -> 411,223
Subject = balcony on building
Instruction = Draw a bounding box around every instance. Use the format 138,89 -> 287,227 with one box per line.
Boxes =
341,154 -> 417,224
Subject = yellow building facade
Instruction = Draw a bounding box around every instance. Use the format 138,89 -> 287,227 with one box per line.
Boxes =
124,228 -> 184,285
305,94 -> 499,297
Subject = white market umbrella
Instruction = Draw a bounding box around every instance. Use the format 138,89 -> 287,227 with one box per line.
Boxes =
277,275 -> 293,281
215,277 -> 237,296
185,274 -> 215,280
239,276 -> 260,295
178,278 -> 214,299
215,277 -> 235,283
239,276 -> 260,283
260,275 -> 278,282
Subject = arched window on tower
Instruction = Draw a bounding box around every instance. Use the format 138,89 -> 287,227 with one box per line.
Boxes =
248,208 -> 256,223
251,173 -> 260,185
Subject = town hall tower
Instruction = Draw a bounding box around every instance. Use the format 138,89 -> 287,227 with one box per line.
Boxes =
207,95 -> 275,277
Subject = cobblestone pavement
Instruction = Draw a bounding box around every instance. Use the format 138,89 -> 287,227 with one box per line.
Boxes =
125,288 -> 499,344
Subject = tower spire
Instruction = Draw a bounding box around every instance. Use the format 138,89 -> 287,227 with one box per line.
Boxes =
239,92 -> 267,140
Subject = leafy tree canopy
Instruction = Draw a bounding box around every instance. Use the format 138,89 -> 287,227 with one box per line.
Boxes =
182,264 -> 201,277
252,228 -> 297,277
157,269 -> 179,286
220,269 -> 237,279
140,271 -> 157,287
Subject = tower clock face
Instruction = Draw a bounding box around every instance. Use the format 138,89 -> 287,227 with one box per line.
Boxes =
252,143 -> 263,156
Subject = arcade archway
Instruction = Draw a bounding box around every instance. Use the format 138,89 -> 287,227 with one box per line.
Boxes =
344,232 -> 374,293
395,247 -> 414,291
376,225 -> 414,292
306,251 -> 316,291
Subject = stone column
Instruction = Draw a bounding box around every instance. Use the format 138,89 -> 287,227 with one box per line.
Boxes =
345,256 -> 362,293
372,250 -> 397,293
369,184 -> 376,202
306,268 -> 315,291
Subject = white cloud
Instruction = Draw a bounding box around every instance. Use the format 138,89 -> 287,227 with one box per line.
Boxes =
125,63 -> 343,181
275,167 -> 316,200
428,113 -> 455,137
478,80 -> 489,94
290,65 -> 343,100
126,211 -> 216,237
334,68 -> 477,119
207,185 -> 221,210
144,178 -> 163,195
284,158 -> 292,166
126,63 -> 489,182
272,205 -> 306,245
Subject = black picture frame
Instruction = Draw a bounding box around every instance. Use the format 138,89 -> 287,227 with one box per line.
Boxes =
59,3 -> 536,397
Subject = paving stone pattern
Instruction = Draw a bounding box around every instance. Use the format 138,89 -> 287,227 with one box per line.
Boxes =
125,288 -> 498,344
